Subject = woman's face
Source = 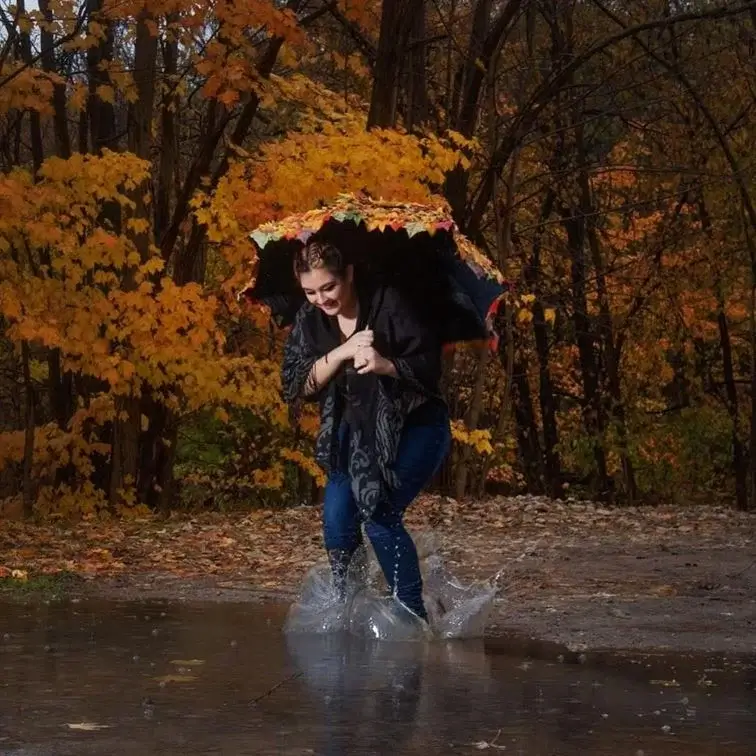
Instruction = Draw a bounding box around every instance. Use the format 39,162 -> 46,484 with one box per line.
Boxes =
299,265 -> 354,316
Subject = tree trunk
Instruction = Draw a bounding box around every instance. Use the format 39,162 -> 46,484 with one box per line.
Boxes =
103,7 -> 157,509
19,0 -> 76,491
717,304 -> 748,510
86,0 -> 117,154
109,393 -> 141,506
579,157 -> 637,501
509,333 -> 545,493
446,0 -> 522,225
368,0 -> 423,129
749,263 -> 756,511
477,308 -> 516,496
696,188 -> 750,511
526,189 -> 562,497
21,341 -> 35,518
137,397 -> 178,511
560,199 -> 611,500
454,343 -> 491,499
405,1 -> 429,131
139,15 -> 180,512
155,14 -> 178,242
450,0 -> 492,133
39,0 -> 71,160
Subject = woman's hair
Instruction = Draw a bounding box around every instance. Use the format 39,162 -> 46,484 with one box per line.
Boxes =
293,239 -> 348,279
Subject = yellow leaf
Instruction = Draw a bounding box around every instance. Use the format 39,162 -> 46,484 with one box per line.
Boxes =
127,217 -> 150,235
96,85 -> 115,103
517,309 -> 533,324
17,16 -> 33,34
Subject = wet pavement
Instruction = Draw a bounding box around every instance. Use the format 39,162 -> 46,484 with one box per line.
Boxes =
1,600 -> 754,755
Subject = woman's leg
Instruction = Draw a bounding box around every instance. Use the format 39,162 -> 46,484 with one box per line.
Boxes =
364,409 -> 451,619
322,470 -> 362,600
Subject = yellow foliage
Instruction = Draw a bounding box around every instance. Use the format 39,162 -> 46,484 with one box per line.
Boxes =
0,1 -> 507,515
280,448 -> 326,487
0,65 -> 60,115
251,463 -> 286,490
450,420 -> 494,455
204,75 -> 468,234
34,482 -> 109,519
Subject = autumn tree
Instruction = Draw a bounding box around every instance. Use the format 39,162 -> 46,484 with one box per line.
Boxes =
0,0 -> 466,516
3,0 -> 756,516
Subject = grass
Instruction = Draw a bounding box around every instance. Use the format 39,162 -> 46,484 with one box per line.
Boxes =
0,571 -> 84,600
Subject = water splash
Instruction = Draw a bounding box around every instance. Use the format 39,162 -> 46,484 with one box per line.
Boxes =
284,530 -> 499,641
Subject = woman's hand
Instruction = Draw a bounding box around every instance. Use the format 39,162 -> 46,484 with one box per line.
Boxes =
354,346 -> 397,376
335,329 -> 373,362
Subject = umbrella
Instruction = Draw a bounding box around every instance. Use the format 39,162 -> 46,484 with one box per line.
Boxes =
239,193 -> 509,346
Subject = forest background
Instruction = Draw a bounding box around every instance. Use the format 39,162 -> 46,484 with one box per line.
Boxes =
3,0 -> 756,523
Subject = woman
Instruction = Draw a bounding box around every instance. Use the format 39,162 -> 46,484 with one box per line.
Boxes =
281,239 -> 451,622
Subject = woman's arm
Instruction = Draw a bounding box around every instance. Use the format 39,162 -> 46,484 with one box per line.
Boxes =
354,347 -> 398,377
282,307 -> 375,400
301,348 -> 346,396
304,330 -> 375,393
353,288 -> 441,391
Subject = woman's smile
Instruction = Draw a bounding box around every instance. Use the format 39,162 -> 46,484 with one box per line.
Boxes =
299,266 -> 356,317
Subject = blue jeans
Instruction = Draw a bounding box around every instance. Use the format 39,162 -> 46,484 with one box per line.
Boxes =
322,401 -> 451,619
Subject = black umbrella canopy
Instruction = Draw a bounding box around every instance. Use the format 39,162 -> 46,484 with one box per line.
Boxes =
240,194 -> 507,345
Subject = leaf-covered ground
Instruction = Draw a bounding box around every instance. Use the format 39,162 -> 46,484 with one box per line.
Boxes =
2,497 -> 754,653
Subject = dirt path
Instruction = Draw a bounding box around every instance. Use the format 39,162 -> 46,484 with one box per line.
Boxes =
2,496 -> 754,655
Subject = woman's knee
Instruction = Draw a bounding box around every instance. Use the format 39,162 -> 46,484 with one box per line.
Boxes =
392,420 -> 451,495
364,515 -> 401,546
322,473 -> 360,550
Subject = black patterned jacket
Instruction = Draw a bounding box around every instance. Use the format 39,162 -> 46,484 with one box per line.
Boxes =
281,286 -> 443,519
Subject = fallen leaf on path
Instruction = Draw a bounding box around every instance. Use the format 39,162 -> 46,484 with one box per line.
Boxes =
154,674 -> 197,684
1,497 -> 753,602
66,722 -> 109,731
650,584 -> 677,596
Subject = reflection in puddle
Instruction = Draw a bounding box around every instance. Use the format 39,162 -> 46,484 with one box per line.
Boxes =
284,632 -> 756,755
0,600 -> 754,755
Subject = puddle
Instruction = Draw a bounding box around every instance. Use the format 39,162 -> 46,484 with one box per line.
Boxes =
0,600 -> 754,755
